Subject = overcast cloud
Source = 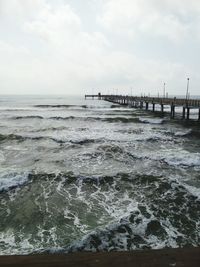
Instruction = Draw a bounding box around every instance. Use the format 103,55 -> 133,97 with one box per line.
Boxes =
0,0 -> 199,95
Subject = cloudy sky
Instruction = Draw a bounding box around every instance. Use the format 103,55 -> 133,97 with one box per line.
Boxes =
0,0 -> 200,95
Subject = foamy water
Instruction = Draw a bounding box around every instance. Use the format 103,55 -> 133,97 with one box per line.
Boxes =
0,95 -> 200,255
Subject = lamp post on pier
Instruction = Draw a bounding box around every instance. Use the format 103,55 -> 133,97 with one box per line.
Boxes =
163,82 -> 166,98
186,78 -> 190,100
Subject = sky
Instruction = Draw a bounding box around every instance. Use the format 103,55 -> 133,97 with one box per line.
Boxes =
0,0 -> 200,96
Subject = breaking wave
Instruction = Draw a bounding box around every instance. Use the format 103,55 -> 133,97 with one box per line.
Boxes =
139,117 -> 165,124
0,171 -> 199,254
67,174 -> 200,252
34,105 -> 87,109
9,115 -> 167,125
0,133 -> 101,146
0,172 -> 29,193
14,116 -> 44,120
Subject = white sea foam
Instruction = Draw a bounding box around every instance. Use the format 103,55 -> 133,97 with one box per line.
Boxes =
0,172 -> 29,192
163,151 -> 200,167
139,117 -> 164,124
145,148 -> 200,167
182,184 -> 200,199
174,129 -> 192,136
0,230 -> 34,255
68,205 -> 182,252
170,176 -> 200,200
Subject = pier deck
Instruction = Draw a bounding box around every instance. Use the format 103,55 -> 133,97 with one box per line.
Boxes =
85,94 -> 200,120
0,247 -> 200,267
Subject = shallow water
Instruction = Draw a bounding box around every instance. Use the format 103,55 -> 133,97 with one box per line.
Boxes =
0,95 -> 200,255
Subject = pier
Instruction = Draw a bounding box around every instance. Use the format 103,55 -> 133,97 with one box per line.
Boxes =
85,94 -> 200,121
0,247 -> 199,266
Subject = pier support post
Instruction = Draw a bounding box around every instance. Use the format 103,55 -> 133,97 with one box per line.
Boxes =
182,107 -> 186,119
161,104 -> 164,113
146,102 -> 149,110
152,103 -> 155,112
198,108 -> 200,120
140,102 -> 143,109
187,107 -> 190,120
170,105 -> 175,118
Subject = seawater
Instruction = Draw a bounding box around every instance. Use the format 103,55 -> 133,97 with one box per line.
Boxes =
0,95 -> 200,255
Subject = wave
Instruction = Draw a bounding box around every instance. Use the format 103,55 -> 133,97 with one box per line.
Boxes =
143,149 -> 200,168
11,115 -> 76,121
11,116 -> 101,121
32,126 -> 70,132
0,172 -> 159,193
0,133 -> 101,146
103,117 -> 140,123
182,130 -> 200,139
66,174 -> 200,252
116,129 -> 144,134
139,117 -> 165,124
1,132 -> 199,168
49,116 -> 75,120
34,105 -> 87,109
0,133 -> 26,142
14,116 -> 44,120
174,129 -> 192,137
1,171 -> 200,254
0,172 -> 117,194
0,133 -> 54,143
0,108 -> 36,112
158,129 -> 200,139
163,154 -> 200,167
0,172 -> 29,193
103,117 -> 165,124
110,105 -> 121,108
9,115 -> 167,125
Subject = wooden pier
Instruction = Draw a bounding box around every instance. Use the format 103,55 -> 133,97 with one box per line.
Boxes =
0,247 -> 200,267
85,93 -> 200,120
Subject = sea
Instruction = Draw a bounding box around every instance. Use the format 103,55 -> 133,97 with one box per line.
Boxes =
0,95 -> 200,255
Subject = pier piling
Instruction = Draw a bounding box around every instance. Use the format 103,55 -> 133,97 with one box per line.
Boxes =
161,104 -> 164,113
187,108 -> 190,120
182,107 -> 186,119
